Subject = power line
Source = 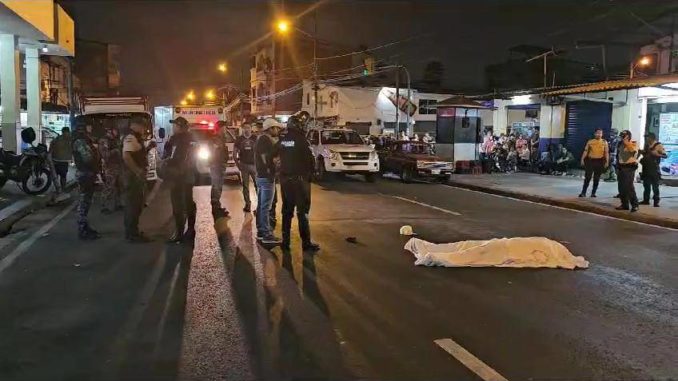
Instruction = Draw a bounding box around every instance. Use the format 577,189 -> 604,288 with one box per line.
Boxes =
315,34 -> 426,61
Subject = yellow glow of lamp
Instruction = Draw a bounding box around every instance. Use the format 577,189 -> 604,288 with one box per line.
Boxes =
276,20 -> 290,33
638,56 -> 651,67
180,99 -> 188,106
218,63 -> 227,73
186,91 -> 196,101
205,90 -> 216,100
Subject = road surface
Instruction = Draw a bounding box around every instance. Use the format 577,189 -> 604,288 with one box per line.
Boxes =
0,176 -> 676,381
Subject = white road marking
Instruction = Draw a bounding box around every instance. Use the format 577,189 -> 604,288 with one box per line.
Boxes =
434,338 -> 508,381
0,201 -> 76,276
390,195 -> 462,216
445,184 -> 678,232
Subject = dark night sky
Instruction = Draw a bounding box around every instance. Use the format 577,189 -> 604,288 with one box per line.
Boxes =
59,0 -> 676,105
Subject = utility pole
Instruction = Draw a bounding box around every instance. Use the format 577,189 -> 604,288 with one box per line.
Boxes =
402,66 -> 411,136
313,10 -> 318,127
394,65 -> 400,136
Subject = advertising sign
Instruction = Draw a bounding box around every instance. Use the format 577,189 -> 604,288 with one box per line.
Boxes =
658,113 -> 678,178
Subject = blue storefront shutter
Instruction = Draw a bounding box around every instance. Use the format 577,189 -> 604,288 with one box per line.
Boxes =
564,101 -> 612,161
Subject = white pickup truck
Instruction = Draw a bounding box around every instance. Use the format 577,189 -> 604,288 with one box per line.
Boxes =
79,96 -> 159,182
307,127 -> 380,182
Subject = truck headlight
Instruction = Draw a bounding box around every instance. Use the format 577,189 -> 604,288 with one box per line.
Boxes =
369,150 -> 377,160
325,149 -> 339,160
197,146 -> 211,161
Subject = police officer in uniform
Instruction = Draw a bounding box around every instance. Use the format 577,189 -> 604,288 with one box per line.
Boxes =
210,121 -> 229,218
275,112 -> 320,251
164,117 -> 197,243
99,125 -> 123,214
122,116 -> 151,242
71,120 -> 101,240
615,130 -> 640,212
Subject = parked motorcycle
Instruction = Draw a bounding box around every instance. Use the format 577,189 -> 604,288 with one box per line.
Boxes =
0,128 -> 53,195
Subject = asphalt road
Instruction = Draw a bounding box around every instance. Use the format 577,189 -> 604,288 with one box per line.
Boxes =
0,175 -> 676,381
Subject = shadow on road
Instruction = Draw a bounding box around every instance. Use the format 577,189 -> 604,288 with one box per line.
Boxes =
214,214 -> 350,381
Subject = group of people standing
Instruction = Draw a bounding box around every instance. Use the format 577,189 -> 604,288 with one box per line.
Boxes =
59,111 -> 319,251
579,128 -> 667,211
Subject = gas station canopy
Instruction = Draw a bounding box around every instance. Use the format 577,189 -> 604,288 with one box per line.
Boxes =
0,0 -> 74,56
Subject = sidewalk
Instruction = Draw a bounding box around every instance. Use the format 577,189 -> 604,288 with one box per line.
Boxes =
0,167 -> 76,235
447,172 -> 678,229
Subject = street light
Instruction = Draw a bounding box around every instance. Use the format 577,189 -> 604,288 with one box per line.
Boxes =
218,62 -> 227,73
629,56 -> 652,79
186,91 -> 196,101
276,20 -> 290,34
205,89 -> 216,101
180,99 -> 188,106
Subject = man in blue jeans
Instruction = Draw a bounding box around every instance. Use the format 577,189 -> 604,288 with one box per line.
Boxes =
255,118 -> 282,244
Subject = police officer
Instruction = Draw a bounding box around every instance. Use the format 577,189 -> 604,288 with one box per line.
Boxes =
234,122 -> 258,212
615,130 -> 640,212
639,132 -> 667,207
71,119 -> 100,240
210,121 -> 230,218
275,112 -> 319,251
99,125 -> 123,214
164,117 -> 197,243
122,116 -> 151,242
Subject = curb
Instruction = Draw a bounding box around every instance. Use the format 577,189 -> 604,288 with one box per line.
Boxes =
0,181 -> 77,237
446,180 -> 678,230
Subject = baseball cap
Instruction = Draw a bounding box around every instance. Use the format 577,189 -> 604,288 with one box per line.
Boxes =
169,116 -> 189,128
262,118 -> 283,131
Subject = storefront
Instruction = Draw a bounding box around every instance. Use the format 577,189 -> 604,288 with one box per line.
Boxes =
640,84 -> 678,181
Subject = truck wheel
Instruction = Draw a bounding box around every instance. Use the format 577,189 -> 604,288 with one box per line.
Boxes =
401,167 -> 413,183
364,173 -> 377,183
314,156 -> 328,182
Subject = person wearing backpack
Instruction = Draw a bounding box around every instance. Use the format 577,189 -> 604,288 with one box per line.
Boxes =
639,132 -> 667,207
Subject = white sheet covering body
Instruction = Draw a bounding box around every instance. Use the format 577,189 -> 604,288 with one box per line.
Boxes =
404,237 -> 589,270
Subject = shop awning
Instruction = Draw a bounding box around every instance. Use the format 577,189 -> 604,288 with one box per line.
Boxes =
541,74 -> 678,96
436,96 -> 489,109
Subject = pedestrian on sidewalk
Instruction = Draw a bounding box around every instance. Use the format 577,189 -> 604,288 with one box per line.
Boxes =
639,132 -> 667,207
164,117 -> 197,243
49,127 -> 72,192
71,120 -> 100,240
276,112 -> 320,252
122,117 -> 152,243
209,121 -> 230,219
99,125 -> 123,214
579,128 -> 609,198
234,122 -> 257,212
615,130 -> 640,212
254,118 -> 282,244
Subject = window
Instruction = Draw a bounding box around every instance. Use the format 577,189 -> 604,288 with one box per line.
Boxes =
306,93 -> 310,106
321,130 -> 364,145
419,99 -> 437,115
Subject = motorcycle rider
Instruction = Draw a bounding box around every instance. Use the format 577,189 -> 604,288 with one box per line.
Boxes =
71,119 -> 101,240
99,125 -> 123,214
275,112 -> 320,252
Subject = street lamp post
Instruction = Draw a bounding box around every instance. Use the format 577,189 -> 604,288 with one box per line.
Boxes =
629,56 -> 651,79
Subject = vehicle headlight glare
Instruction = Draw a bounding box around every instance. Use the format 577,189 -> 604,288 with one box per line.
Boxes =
198,146 -> 210,161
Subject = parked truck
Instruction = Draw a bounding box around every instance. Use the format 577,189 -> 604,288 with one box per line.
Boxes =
77,96 -> 159,182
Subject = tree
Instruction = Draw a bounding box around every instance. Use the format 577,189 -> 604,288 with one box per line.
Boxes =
422,61 -> 445,91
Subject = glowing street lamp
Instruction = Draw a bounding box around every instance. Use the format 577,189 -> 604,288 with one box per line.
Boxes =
630,56 -> 652,79
180,99 -> 188,106
276,20 -> 290,34
205,89 -> 216,101
186,91 -> 196,101
218,62 -> 228,73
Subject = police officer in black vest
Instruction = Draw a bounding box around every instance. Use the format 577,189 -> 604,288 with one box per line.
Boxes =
122,116 -> 152,242
275,111 -> 319,251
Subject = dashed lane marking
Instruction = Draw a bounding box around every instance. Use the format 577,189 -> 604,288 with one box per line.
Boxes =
390,195 -> 462,216
0,201 -> 76,276
434,338 -> 508,381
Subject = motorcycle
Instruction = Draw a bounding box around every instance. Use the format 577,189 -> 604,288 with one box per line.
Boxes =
0,127 -> 53,195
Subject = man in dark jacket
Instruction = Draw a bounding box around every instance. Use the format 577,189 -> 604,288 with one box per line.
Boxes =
122,117 -> 151,242
639,132 -> 667,207
210,121 -> 229,218
275,112 -> 319,251
72,120 -> 101,240
164,117 -> 197,243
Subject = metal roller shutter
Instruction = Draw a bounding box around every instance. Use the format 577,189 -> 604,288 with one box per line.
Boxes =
564,101 -> 612,161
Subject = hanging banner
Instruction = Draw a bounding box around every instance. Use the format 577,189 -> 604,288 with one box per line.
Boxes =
384,89 -> 417,117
